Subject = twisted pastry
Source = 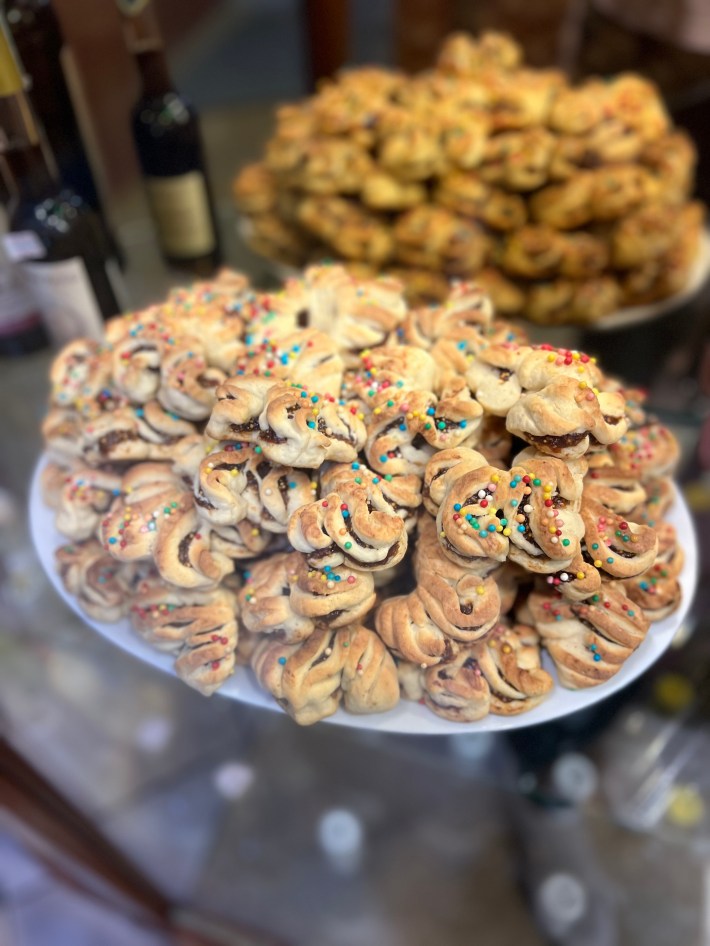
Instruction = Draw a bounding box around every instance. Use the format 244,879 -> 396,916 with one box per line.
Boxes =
82,401 -> 196,466
527,582 -> 650,688
209,519 -> 273,560
99,463 -> 233,588
49,338 -> 113,411
584,456 -> 647,514
503,450 -> 586,574
56,539 -> 137,623
206,376 -> 366,468
251,625 -> 399,725
55,467 -> 122,541
171,434 -> 207,487
431,450 -> 509,567
465,343 -> 529,416
542,552 -> 602,603
414,507 -> 500,580
581,496 -> 658,580
99,463 -> 188,561
621,522 -> 684,621
42,408 -> 86,464
288,478 -> 407,571
628,477 -> 675,529
607,423 -> 680,483
153,504 -> 234,590
321,461 -> 422,533
396,280 -> 495,351
194,445 -> 261,527
233,329 -> 344,398
363,387 -> 436,476
41,460 -> 76,509
111,329 -> 164,403
157,339 -> 226,421
506,376 -> 628,460
415,571 -> 501,642
129,574 -> 238,695
239,551 -> 375,641
375,591 -> 458,667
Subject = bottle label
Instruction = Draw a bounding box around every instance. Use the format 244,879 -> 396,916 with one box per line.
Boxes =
3,231 -> 46,263
22,258 -> 104,346
145,172 -> 216,259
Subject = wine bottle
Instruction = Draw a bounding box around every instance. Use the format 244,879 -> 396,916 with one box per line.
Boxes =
0,17 -> 124,348
3,0 -> 124,267
117,0 -> 222,277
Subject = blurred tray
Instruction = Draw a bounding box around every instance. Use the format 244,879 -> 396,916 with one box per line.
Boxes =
237,219 -> 710,333
30,456 -> 698,734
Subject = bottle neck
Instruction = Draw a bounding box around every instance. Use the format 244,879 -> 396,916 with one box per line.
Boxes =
0,88 -> 59,203
134,47 -> 173,97
1,141 -> 56,201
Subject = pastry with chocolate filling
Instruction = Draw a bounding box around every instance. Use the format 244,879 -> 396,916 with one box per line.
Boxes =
49,338 -> 113,411
527,581 -> 650,688
233,328 -> 344,398
321,461 -> 422,533
55,467 -> 122,541
157,339 -> 226,421
581,496 -> 658,580
432,452 -> 509,567
607,423 -> 680,483
56,539 -> 137,623
82,401 -> 196,466
239,551 -> 375,641
251,624 -> 399,724
584,456 -> 647,514
465,343 -> 528,416
288,478 -> 407,571
621,521 -> 684,621
206,376 -> 366,468
506,376 -> 628,460
503,449 -> 586,574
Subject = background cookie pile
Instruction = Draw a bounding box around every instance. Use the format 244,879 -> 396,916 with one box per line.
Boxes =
233,31 -> 704,324
42,264 -> 684,725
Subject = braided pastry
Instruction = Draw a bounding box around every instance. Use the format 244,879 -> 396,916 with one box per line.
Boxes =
321,461 -> 422,533
504,450 -> 586,573
82,401 -> 196,466
56,539 -> 137,623
251,625 -> 399,724
49,338 -> 113,411
431,450 -> 509,567
607,423 -> 680,483
581,496 -> 658,580
584,456 -> 647,514
621,521 -> 683,621
233,329 -> 344,398
157,339 -> 226,421
288,478 -> 407,571
55,467 -> 122,541
506,377 -> 628,460
375,591 -> 458,667
527,582 -> 650,688
628,477 -> 675,529
206,376 -> 366,468
239,551 -> 375,641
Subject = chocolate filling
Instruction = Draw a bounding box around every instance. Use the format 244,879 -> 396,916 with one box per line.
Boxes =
310,633 -> 337,667
98,430 -> 138,455
178,532 -> 196,567
529,431 -> 587,449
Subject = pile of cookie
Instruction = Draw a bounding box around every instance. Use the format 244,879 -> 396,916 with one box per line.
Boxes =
233,31 -> 704,323
42,264 -> 684,725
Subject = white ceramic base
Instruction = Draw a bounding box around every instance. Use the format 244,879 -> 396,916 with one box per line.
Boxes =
30,458 -> 698,733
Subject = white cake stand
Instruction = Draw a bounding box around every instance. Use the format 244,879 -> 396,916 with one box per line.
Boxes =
30,457 -> 698,734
